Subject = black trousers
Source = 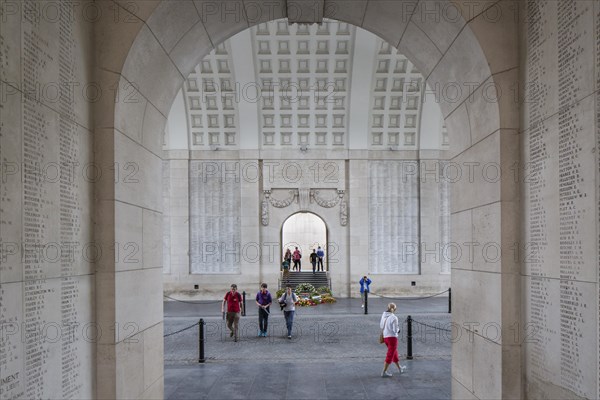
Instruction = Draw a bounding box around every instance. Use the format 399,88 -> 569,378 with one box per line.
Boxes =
258,307 -> 270,332
317,257 -> 324,271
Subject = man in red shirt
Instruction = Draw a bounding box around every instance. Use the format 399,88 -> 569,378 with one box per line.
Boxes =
222,284 -> 243,342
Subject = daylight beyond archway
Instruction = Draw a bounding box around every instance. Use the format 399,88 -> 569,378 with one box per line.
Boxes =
282,212 -> 327,272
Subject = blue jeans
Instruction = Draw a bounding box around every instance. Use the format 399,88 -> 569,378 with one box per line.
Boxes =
284,310 -> 295,336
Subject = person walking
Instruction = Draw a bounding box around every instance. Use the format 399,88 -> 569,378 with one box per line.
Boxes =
282,258 -> 291,284
292,247 -> 302,272
316,246 -> 325,271
310,249 -> 318,274
255,283 -> 272,337
380,303 -> 406,377
284,248 -> 292,270
221,284 -> 243,342
360,275 -> 372,308
278,285 -> 298,339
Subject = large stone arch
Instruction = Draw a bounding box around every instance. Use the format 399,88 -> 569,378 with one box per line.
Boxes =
94,1 -> 520,398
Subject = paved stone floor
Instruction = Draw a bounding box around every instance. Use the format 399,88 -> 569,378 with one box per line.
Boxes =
164,296 -> 451,399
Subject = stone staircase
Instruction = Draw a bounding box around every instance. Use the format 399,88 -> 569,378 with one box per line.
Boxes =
280,271 -> 329,291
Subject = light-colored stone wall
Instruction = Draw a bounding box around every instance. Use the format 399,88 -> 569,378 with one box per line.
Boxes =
0,0 -> 531,399
162,152 -> 451,298
522,1 -> 600,399
0,1 -> 95,398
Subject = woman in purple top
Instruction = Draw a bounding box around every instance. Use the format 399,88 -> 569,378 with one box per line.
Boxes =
255,283 -> 272,337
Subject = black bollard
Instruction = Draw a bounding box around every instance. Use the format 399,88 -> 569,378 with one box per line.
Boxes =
242,291 -> 246,316
198,319 -> 205,363
364,290 -> 368,315
448,288 -> 452,314
406,315 -> 413,360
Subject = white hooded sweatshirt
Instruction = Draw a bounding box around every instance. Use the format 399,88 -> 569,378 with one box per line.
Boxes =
380,311 -> 399,338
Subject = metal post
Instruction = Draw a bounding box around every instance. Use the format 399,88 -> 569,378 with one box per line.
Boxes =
242,291 -> 246,316
448,288 -> 452,314
406,315 -> 413,360
198,319 -> 205,363
364,290 -> 368,315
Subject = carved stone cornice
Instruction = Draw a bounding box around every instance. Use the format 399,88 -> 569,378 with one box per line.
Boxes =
267,189 -> 298,208
311,190 -> 340,208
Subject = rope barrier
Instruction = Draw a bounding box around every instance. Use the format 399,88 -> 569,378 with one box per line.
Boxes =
163,322 -> 198,338
410,318 -> 452,333
370,289 -> 449,301
163,295 -> 222,305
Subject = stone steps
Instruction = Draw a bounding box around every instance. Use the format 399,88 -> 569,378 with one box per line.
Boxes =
280,272 -> 329,290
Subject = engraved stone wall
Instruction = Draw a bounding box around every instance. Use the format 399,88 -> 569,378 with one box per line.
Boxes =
189,160 -> 242,273
523,1 -> 600,398
368,161 -> 419,274
0,1 -> 94,398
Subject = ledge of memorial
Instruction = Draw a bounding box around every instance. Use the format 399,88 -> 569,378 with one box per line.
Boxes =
257,148 -> 351,160
417,149 -> 450,159
162,149 -> 191,160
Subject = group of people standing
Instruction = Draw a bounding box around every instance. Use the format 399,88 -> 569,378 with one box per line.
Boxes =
282,246 -> 325,274
221,283 -> 299,342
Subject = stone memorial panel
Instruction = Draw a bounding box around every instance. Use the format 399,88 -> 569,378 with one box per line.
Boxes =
0,2 -> 94,398
368,161 -> 419,274
525,1 -> 600,398
190,160 -> 242,273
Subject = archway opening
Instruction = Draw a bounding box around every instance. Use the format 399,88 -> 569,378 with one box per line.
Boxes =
282,212 -> 327,273
107,1 -> 519,398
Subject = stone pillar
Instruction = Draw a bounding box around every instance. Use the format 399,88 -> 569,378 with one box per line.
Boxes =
348,156 -> 369,297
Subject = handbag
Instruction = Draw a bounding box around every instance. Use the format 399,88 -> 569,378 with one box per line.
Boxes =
379,316 -> 390,344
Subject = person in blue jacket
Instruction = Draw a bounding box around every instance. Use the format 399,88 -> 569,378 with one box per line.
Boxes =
360,275 -> 372,308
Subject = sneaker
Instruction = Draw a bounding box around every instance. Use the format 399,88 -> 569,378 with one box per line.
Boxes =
381,370 -> 392,378
361,304 -> 364,308
258,331 -> 263,337
287,335 -> 292,339
400,365 -> 407,373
